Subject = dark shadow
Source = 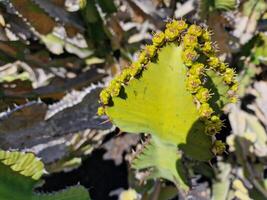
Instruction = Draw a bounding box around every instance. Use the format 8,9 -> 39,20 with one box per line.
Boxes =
216,114 -> 232,142
37,148 -> 128,200
169,118 -> 215,190
118,86 -> 127,100
134,70 -> 144,79
176,156 -> 189,187
178,118 -> 213,162
204,75 -> 223,115
150,54 -> 159,63
240,94 -> 256,115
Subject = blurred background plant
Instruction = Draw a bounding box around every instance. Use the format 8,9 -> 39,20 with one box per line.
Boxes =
0,0 -> 266,200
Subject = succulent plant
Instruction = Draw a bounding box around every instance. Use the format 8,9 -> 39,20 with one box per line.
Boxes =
0,150 -> 90,200
99,19 -> 237,189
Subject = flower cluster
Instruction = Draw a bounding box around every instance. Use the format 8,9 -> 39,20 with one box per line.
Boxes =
181,25 -> 220,136
180,23 -> 238,141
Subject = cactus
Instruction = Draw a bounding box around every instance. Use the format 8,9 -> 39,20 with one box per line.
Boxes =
0,150 -> 90,200
131,136 -> 187,189
200,0 -> 237,16
2,0 -> 116,58
99,19 -> 237,189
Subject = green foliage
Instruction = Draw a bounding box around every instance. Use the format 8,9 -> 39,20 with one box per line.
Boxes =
200,0 -> 237,12
0,150 -> 90,200
214,0 -> 237,11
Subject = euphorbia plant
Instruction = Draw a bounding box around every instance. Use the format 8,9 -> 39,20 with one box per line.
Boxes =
98,19 -> 238,190
0,150 -> 90,200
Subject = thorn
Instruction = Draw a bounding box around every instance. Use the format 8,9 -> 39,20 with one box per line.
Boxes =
208,160 -> 214,169
99,119 -> 111,125
116,130 -> 123,136
210,92 -> 215,96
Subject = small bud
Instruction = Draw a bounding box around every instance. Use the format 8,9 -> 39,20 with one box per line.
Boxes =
188,24 -> 202,37
100,89 -> 110,105
219,62 -> 228,73
165,20 -> 188,41
182,48 -> 198,66
208,56 -> 220,69
211,115 -> 220,122
109,80 -> 121,97
130,62 -> 143,77
223,68 -> 235,84
199,103 -> 213,118
152,32 -> 165,47
189,62 -> 205,76
117,69 -> 132,83
202,29 -> 212,41
183,34 -> 198,48
138,51 -> 149,65
196,88 -> 210,103
205,124 -> 221,136
212,140 -> 226,155
165,27 -> 180,41
186,75 -> 202,93
204,115 -> 223,135
230,96 -> 238,103
230,82 -> 238,92
145,45 -> 157,58
97,106 -> 105,116
202,42 -> 213,53
176,20 -> 188,31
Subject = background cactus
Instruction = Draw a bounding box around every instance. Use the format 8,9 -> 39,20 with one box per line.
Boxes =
99,19 -> 237,189
0,150 -> 90,200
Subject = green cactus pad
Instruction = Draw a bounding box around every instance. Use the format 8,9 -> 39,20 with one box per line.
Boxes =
99,20 -> 238,184
106,44 -> 213,160
132,136 -> 188,190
